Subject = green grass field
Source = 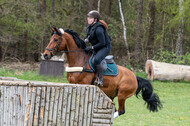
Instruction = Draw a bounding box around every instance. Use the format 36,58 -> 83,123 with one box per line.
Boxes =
0,67 -> 190,126
113,81 -> 190,126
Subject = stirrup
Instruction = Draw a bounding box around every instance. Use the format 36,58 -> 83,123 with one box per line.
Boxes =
94,79 -> 103,87
98,82 -> 103,87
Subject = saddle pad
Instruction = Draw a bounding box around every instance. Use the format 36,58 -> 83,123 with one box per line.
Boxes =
89,55 -> 119,76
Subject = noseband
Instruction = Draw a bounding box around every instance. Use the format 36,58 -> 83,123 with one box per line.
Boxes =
46,31 -> 62,55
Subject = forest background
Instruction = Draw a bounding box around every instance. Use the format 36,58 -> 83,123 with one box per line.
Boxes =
0,0 -> 190,69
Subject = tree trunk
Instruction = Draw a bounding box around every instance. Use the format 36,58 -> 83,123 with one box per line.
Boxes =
118,0 -> 130,60
41,0 -> 46,53
51,0 -> 55,18
97,0 -> 101,12
175,0 -> 184,57
23,10 -> 28,62
145,60 -> 190,81
88,0 -> 94,12
107,0 -> 112,22
0,39 -> 2,62
42,0 -> 46,14
161,11 -> 165,49
135,0 -> 143,62
147,0 -> 156,59
83,0 -> 95,30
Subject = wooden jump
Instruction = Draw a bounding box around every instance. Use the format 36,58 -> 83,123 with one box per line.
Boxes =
0,77 -> 115,126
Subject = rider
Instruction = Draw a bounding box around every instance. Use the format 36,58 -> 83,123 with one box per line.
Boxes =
84,10 -> 111,86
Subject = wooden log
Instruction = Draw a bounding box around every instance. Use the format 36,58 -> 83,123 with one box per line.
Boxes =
70,87 -> 76,126
66,87 -> 72,126
44,87 -> 50,126
73,87 -> 81,126
53,88 -> 60,126
39,87 -> 46,126
28,87 -> 37,126
78,87 -> 85,126
57,88 -> 64,126
34,87 -> 42,126
61,87 -> 68,125
83,87 -> 89,126
145,60 -> 190,81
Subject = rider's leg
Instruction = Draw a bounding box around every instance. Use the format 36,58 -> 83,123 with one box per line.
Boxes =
93,46 -> 110,86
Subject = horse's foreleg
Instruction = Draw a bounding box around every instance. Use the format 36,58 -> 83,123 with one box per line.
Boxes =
113,95 -> 126,118
115,84 -> 137,118
118,94 -> 126,115
113,90 -> 126,118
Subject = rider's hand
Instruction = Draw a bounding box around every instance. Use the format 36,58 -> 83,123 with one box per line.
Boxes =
85,46 -> 93,52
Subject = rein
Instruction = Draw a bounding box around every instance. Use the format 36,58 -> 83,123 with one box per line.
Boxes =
61,49 -> 84,53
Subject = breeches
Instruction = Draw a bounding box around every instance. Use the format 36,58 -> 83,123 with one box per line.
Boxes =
93,45 -> 111,65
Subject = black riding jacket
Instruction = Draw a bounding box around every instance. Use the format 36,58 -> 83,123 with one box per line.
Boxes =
86,22 -> 111,52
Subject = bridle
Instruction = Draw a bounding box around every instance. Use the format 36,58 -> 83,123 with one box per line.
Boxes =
46,31 -> 63,56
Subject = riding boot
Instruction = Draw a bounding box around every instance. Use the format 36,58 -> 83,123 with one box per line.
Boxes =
94,61 -> 107,86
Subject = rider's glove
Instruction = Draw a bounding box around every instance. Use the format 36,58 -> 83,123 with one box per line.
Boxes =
85,46 -> 93,53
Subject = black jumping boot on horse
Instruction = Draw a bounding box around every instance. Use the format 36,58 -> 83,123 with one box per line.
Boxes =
94,61 -> 107,86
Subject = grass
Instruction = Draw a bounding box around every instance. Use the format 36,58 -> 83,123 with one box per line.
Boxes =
0,67 -> 190,125
113,81 -> 190,126
0,68 -> 68,83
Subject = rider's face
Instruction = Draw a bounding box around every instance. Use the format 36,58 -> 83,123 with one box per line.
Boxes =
87,17 -> 95,25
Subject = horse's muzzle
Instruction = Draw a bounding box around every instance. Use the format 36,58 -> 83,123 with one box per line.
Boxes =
43,53 -> 53,60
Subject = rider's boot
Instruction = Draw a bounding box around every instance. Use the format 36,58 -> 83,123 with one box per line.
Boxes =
94,62 -> 107,86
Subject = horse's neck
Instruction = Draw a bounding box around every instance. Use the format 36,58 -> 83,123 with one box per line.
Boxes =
66,51 -> 87,67
65,34 -> 87,67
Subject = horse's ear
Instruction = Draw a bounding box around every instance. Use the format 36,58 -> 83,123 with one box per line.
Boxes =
54,27 -> 59,33
51,27 -> 55,32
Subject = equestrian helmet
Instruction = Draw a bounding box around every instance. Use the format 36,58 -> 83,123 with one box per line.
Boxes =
87,10 -> 100,20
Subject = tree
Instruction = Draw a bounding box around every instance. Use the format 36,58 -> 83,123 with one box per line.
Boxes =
147,0 -> 156,59
175,0 -> 184,57
97,0 -> 101,12
23,0 -> 28,62
135,0 -> 143,62
41,0 -> 47,53
0,39 -> 2,62
52,0 -> 55,18
118,0 -> 130,60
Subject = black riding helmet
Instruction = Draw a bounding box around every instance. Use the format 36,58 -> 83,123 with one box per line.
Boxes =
87,10 -> 100,21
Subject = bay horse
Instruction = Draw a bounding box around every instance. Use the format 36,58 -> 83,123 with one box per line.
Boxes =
43,27 -> 162,117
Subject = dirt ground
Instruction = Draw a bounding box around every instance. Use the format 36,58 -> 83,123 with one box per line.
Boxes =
0,62 -> 41,71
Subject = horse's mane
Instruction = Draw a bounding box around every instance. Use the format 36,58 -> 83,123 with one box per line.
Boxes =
64,29 -> 86,49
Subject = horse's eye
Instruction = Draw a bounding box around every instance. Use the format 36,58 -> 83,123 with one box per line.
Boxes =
54,39 -> 58,42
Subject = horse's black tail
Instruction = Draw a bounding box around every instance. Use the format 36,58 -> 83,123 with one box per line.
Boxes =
136,76 -> 163,112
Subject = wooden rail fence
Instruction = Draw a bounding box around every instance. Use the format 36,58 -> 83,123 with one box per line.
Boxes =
0,78 -> 115,126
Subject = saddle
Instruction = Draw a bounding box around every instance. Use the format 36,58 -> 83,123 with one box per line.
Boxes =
89,55 -> 118,76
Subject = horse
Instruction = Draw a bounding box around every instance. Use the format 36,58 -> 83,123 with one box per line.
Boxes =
43,27 -> 162,118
